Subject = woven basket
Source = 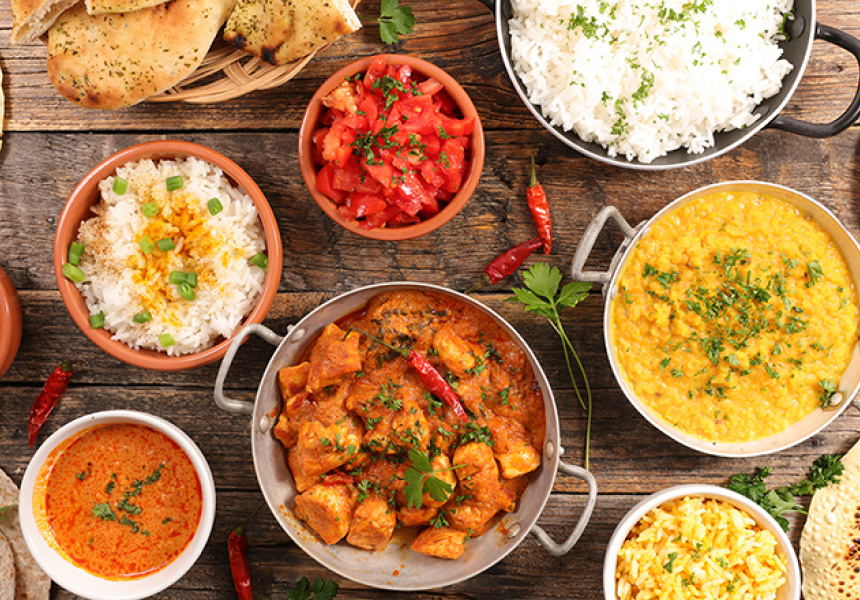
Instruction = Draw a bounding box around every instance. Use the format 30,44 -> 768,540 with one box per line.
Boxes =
148,0 -> 361,104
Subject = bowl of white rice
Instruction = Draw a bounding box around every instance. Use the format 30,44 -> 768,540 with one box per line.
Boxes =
488,0 -> 860,169
53,140 -> 282,371
604,485 -> 800,600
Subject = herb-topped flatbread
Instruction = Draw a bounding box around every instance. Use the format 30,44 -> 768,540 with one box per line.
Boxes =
9,0 -> 80,45
46,0 -> 236,109
84,0 -> 169,15
0,469 -> 50,600
223,0 -> 360,66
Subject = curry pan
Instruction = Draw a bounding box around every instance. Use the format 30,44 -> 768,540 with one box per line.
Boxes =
571,181 -> 860,456
479,0 -> 860,170
213,282 -> 597,590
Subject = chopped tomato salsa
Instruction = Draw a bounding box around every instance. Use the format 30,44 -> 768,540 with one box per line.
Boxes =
313,55 -> 475,229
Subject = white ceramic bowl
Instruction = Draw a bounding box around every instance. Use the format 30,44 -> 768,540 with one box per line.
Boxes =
19,410 -> 216,600
603,484 -> 801,600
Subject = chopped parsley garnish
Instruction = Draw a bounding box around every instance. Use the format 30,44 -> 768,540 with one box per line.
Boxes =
403,449 -> 460,509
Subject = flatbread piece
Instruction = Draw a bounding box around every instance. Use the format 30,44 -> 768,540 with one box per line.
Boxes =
801,438 -> 860,599
85,0 -> 169,15
0,469 -> 50,600
9,0 -> 80,45
0,530 -> 15,600
46,0 -> 236,109
223,0 -> 360,66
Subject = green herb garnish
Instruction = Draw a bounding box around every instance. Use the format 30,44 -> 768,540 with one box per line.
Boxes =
378,0 -> 415,45
403,448 -> 459,509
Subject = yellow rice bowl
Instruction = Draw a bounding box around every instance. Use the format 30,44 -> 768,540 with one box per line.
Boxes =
616,496 -> 787,600
610,190 -> 859,443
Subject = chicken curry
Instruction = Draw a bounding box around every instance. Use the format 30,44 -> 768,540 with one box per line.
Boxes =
274,290 -> 546,559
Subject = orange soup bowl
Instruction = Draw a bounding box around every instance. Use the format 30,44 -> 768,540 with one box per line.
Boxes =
298,54 -> 485,241
53,140 -> 283,371
19,410 -> 216,600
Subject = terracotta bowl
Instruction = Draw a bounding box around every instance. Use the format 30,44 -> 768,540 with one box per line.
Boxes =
298,54 -> 485,241
0,264 -> 23,378
53,140 -> 283,371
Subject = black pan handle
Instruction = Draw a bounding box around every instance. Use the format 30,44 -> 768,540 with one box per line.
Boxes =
769,23 -> 860,138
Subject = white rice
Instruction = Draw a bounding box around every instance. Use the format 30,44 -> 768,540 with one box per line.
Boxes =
509,0 -> 795,162
74,157 -> 266,355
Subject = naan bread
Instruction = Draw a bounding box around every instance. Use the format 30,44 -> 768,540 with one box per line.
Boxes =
85,0 -> 169,15
46,0 -> 236,109
9,0 -> 80,45
0,530 -> 15,600
801,439 -> 860,600
0,469 -> 50,600
1,61 -> 4,152
223,0 -> 360,66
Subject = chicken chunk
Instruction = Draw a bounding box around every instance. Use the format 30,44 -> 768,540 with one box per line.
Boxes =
453,442 -> 500,501
490,416 -> 541,479
422,454 -> 456,508
278,362 -> 311,399
288,417 -> 363,492
432,325 -> 481,378
306,323 -> 362,393
411,527 -> 469,560
294,482 -> 357,545
347,496 -> 396,550
398,506 -> 438,527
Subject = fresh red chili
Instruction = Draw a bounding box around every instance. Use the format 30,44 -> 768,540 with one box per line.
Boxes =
347,327 -> 469,422
526,155 -> 552,254
228,505 -> 263,600
28,361 -> 75,447
483,237 -> 543,284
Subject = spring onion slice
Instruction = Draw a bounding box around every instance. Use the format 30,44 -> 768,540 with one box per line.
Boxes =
207,198 -> 223,216
157,238 -> 175,252
177,282 -> 195,301
142,202 -> 160,218
113,177 -> 128,195
90,311 -> 105,329
165,175 -> 183,191
185,272 -> 198,287
133,311 -> 153,323
158,333 -> 176,347
249,252 -> 268,272
139,236 -> 155,255
62,263 -> 86,283
68,242 -> 85,266
168,271 -> 186,285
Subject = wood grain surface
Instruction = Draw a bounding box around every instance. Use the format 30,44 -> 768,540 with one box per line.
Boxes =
1,1 -> 859,598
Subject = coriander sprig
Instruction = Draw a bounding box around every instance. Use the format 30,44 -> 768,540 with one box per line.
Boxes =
403,448 -> 461,509
509,263 -> 593,469
286,576 -> 339,600
378,0 -> 415,45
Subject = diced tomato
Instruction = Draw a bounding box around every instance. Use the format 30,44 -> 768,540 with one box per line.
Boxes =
314,55 -> 474,228
316,164 -> 345,204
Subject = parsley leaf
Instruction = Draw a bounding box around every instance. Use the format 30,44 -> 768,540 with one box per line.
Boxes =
378,0 -> 415,45
92,502 -> 117,521
509,263 -> 593,468
403,448 -> 457,509
286,576 -> 339,600
818,378 -> 838,408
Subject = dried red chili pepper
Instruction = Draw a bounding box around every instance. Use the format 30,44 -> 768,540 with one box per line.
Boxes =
483,237 -> 543,284
347,327 -> 469,422
527,155 -> 552,254
28,361 -> 75,447
228,504 -> 263,600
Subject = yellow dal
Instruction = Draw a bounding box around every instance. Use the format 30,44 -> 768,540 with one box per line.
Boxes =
610,191 -> 859,442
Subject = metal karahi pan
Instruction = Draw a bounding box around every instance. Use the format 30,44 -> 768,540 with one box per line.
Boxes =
480,0 -> 860,170
214,282 -> 598,590
571,181 -> 860,456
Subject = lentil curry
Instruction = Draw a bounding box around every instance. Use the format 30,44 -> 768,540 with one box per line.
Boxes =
274,290 -> 546,560
610,190 -> 859,443
35,423 -> 202,579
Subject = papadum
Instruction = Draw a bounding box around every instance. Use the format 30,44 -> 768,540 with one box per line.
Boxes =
46,0 -> 236,109
801,438 -> 860,599
9,0 -> 80,45
223,0 -> 360,66
0,468 -> 50,600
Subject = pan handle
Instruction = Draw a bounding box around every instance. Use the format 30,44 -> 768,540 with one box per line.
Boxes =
214,323 -> 284,415
769,23 -> 860,137
530,461 -> 598,556
570,206 -> 638,290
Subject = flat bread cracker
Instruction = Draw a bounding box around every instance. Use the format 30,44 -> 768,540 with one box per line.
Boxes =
223,0 -> 360,66
1,61 -> 4,152
0,469 -> 50,600
0,529 -> 15,600
9,0 -> 80,45
46,0 -> 236,109
801,440 -> 860,599
85,0 -> 169,15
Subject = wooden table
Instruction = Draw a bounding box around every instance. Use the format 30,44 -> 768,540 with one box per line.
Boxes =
1,1 -> 859,598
